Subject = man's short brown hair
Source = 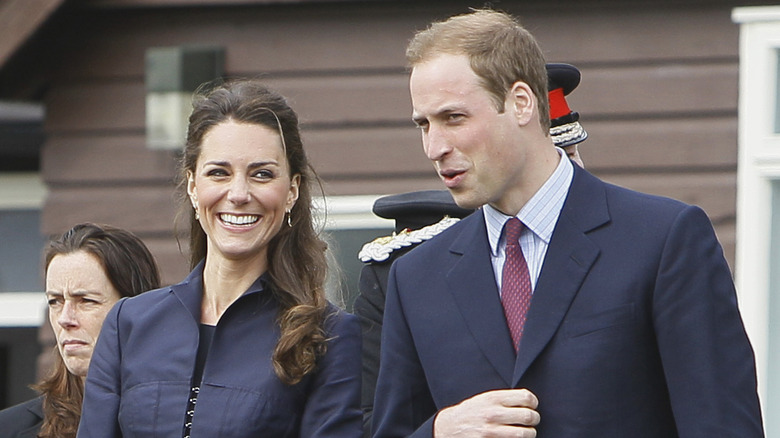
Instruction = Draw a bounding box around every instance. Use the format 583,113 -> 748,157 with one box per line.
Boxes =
406,9 -> 550,130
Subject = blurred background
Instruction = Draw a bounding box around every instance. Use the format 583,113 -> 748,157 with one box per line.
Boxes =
0,0 -> 779,434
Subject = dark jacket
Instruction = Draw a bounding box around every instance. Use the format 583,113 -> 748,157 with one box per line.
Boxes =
0,396 -> 44,438
373,165 -> 763,437
78,263 -> 362,438
354,245 -> 414,436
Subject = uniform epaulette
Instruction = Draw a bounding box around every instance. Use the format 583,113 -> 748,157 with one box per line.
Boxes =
550,118 -> 588,148
358,216 -> 461,263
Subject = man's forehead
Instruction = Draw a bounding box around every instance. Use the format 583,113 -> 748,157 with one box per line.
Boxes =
410,53 -> 474,84
411,64 -> 486,113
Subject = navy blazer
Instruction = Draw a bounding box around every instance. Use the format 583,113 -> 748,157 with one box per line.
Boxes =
0,396 -> 43,438
78,265 -> 362,438
372,166 -> 763,437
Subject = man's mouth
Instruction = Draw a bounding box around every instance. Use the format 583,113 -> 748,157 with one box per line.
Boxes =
440,169 -> 466,187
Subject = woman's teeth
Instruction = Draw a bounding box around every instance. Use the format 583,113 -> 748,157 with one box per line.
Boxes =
219,213 -> 259,225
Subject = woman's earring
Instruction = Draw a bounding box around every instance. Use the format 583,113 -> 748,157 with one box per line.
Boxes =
190,191 -> 200,220
286,209 -> 292,227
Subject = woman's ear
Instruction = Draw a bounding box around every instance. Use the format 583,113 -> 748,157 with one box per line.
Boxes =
508,81 -> 536,126
287,174 -> 301,211
186,171 -> 197,207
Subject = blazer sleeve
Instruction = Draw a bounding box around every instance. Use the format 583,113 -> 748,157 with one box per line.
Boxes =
353,263 -> 387,437
77,298 -> 126,438
299,310 -> 363,438
653,205 -> 763,437
371,263 -> 437,438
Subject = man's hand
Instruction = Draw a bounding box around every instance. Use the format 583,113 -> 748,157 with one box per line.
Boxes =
433,389 -> 540,437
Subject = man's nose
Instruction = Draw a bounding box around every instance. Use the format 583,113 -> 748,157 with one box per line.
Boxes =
423,125 -> 452,162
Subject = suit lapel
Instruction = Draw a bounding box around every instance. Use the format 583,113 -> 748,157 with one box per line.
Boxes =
18,397 -> 43,438
512,167 -> 610,385
170,261 -> 205,322
19,425 -> 42,438
446,213 -> 516,386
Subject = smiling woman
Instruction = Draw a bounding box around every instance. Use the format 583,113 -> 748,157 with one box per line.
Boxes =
0,223 -> 161,438
185,120 -> 300,284
77,79 -> 362,438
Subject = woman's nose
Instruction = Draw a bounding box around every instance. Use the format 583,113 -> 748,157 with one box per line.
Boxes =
227,179 -> 251,204
57,301 -> 79,329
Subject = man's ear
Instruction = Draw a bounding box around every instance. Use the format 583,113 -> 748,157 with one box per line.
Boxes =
508,81 -> 536,126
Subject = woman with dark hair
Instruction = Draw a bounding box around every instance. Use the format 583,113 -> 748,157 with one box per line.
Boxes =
78,79 -> 362,437
0,223 -> 161,438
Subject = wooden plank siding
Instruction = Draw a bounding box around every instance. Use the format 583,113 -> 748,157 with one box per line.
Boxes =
29,0 -> 754,279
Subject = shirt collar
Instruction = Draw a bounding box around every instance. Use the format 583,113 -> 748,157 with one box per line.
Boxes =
485,148 -> 574,256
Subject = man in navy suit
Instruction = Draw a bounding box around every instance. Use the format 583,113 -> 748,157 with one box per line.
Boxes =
371,8 -> 763,438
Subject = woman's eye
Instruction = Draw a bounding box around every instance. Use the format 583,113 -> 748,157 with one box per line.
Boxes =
206,168 -> 229,177
253,169 -> 274,179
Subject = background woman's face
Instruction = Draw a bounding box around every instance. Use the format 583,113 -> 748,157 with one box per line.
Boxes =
46,250 -> 122,377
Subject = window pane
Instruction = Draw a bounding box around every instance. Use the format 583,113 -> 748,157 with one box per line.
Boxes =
767,180 -> 780,435
776,49 -> 780,134
0,209 -> 44,292
324,227 -> 392,310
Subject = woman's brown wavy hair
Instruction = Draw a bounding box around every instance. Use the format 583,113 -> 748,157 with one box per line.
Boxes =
176,79 -> 330,385
35,223 -> 161,438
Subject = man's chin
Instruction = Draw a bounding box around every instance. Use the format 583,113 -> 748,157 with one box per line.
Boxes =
448,190 -> 482,210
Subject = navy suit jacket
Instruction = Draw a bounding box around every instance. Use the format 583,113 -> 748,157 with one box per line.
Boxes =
0,396 -> 43,438
79,265 -> 362,438
372,166 -> 763,437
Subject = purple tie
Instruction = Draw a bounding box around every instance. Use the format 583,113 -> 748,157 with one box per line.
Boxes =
501,218 -> 532,352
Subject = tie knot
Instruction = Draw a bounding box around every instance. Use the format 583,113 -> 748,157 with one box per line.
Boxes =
503,218 -> 523,245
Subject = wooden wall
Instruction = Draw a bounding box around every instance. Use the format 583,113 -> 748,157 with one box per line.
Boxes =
29,0 -> 756,281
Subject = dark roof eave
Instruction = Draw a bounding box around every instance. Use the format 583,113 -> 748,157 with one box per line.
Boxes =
0,0 -> 67,70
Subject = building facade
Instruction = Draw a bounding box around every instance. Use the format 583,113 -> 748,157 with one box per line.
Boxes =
0,0 -> 775,425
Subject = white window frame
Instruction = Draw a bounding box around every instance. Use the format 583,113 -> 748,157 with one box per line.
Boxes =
315,195 -> 393,231
0,172 -> 47,327
732,5 -> 780,425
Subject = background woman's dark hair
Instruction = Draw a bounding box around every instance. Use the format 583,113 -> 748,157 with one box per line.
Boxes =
35,222 -> 161,438
177,78 -> 330,385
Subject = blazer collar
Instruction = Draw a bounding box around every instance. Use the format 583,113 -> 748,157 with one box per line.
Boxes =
512,165 -> 609,385
447,213 -> 517,386
27,396 -> 43,419
169,261 -> 272,323
17,396 -> 43,438
169,261 -> 206,322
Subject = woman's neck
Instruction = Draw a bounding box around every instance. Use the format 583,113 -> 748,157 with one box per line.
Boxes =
200,254 -> 267,325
